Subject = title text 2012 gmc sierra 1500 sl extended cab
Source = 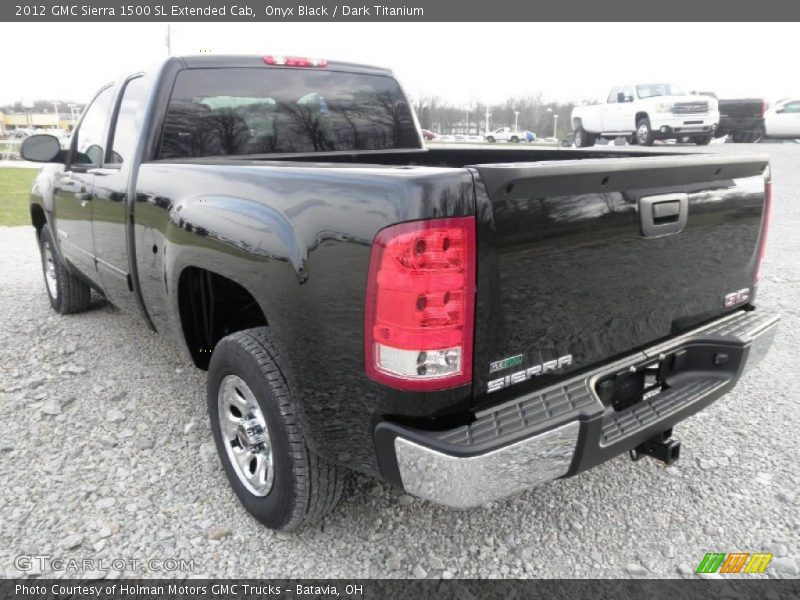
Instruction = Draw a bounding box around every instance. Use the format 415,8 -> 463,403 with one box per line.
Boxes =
22,55 -> 778,531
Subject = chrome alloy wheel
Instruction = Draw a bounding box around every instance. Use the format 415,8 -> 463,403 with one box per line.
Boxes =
217,375 -> 274,496
42,240 -> 58,300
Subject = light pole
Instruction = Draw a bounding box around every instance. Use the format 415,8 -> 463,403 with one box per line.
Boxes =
546,107 -> 559,141
485,106 -> 491,134
514,109 -> 520,131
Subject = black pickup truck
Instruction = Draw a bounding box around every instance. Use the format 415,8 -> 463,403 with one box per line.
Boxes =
696,92 -> 767,142
23,55 -> 778,531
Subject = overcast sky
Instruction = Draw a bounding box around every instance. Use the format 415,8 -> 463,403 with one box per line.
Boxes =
1,22 -> 797,106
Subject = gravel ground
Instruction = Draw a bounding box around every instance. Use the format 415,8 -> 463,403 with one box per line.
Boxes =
0,143 -> 798,580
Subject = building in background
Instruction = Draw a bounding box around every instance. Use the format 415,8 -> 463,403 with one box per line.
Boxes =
0,109 -> 80,136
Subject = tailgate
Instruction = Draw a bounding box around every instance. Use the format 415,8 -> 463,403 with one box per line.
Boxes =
469,154 -> 769,405
719,99 -> 763,119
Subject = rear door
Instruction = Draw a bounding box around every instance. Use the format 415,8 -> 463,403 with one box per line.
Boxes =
469,154 -> 768,405
53,85 -> 114,283
91,75 -> 149,312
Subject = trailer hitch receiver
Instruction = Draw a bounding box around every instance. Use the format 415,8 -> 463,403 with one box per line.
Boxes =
630,429 -> 681,465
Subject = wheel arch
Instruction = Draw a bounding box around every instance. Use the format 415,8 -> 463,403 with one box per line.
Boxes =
177,265 -> 269,370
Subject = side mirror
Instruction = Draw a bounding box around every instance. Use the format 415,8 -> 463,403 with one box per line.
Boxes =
617,92 -> 626,103
775,108 -> 785,114
20,134 -> 63,163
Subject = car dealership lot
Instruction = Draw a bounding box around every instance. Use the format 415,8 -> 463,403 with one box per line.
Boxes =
0,144 -> 797,579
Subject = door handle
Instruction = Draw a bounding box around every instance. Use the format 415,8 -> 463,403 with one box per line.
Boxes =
639,193 -> 688,238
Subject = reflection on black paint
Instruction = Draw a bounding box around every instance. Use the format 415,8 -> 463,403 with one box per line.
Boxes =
159,68 -> 418,158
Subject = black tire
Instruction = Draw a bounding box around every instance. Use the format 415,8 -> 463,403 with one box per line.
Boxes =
694,134 -> 713,146
486,136 -> 496,143
635,118 -> 655,146
731,131 -> 747,143
573,126 -> 595,148
208,327 -> 347,531
38,227 -> 91,315
510,136 -> 519,143
751,125 -> 765,143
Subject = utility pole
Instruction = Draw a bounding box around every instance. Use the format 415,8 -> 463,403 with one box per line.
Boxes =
553,114 -> 559,139
485,106 -> 491,134
166,24 -> 172,56
52,102 -> 60,127
514,109 -> 520,131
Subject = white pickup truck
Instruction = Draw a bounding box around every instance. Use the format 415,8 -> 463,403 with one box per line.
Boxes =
571,84 -> 720,147
484,127 -> 531,143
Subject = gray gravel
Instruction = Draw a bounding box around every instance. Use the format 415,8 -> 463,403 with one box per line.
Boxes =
1,143 -> 798,579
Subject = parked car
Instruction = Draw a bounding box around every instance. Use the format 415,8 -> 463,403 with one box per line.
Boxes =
484,127 -> 526,143
23,55 -> 777,531
571,84 -> 720,146
10,128 -> 35,139
763,98 -> 800,139
421,129 -> 437,141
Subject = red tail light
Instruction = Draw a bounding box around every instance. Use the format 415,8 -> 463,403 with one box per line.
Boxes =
760,100 -> 768,117
364,217 -> 476,391
754,169 -> 771,285
263,55 -> 327,68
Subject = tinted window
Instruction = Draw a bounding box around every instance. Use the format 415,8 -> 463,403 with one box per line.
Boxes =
782,101 -> 800,113
607,88 -> 620,104
159,68 -> 419,158
110,76 -> 148,165
73,86 -> 114,165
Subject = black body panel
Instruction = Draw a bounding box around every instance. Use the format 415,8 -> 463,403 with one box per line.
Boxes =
468,156 -> 767,409
26,55 -> 771,480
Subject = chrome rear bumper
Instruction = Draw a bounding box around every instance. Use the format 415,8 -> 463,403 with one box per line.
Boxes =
379,309 -> 779,509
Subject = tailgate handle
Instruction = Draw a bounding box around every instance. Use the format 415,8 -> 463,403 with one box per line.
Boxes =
639,193 -> 688,238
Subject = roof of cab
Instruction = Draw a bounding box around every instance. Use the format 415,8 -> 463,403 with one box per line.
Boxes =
175,55 -> 393,76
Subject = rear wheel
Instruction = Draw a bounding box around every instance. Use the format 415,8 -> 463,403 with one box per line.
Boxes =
38,227 -> 91,314
635,118 -> 655,146
486,136 -> 496,143
751,125 -> 765,143
510,136 -> 519,143
573,126 -> 595,148
208,327 -> 347,531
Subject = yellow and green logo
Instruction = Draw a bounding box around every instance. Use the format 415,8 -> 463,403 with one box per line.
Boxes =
696,552 -> 773,574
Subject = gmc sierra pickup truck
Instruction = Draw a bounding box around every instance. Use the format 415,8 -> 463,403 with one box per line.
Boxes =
572,83 -> 720,146
22,55 -> 778,531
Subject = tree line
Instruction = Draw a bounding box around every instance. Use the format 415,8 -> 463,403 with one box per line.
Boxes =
412,94 -> 583,138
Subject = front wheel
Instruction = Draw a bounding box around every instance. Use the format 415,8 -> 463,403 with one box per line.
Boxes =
208,327 -> 347,531
635,118 -> 655,146
38,227 -> 91,314
486,136 -> 496,143
573,126 -> 595,148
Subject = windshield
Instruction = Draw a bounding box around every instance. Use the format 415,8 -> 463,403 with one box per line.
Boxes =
159,67 -> 420,158
635,84 -> 685,99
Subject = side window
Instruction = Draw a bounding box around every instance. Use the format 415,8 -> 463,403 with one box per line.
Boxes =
109,77 -> 148,165
782,101 -> 800,113
607,88 -> 619,104
622,86 -> 634,102
72,86 -> 114,166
